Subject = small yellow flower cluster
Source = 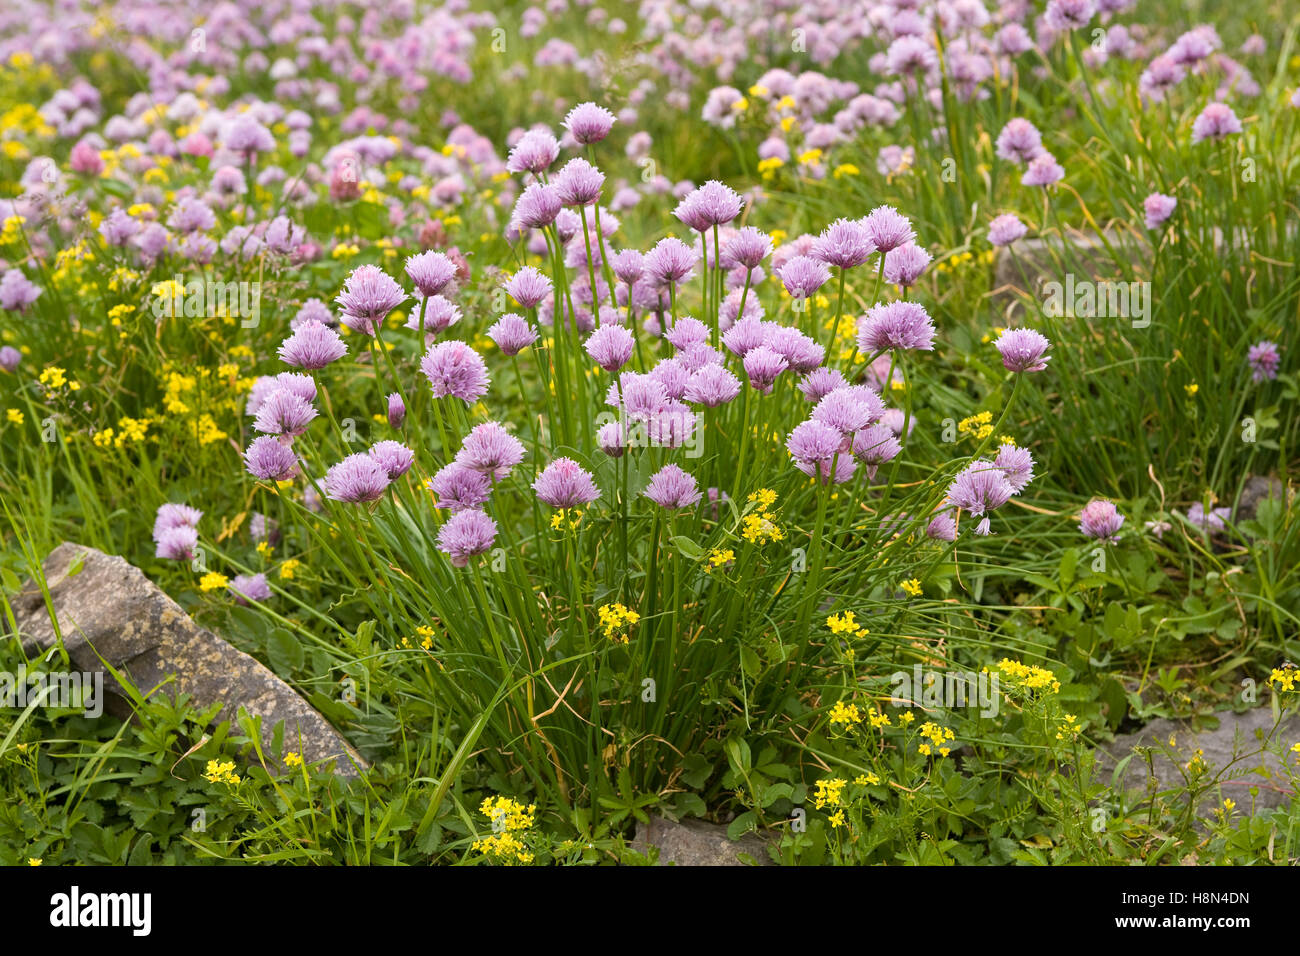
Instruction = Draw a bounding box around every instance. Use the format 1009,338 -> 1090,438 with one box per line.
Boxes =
39,366 -> 80,393
1269,667 -> 1298,693
1185,748 -> 1207,773
813,777 -> 846,810
867,710 -> 891,730
472,796 -> 537,864
0,214 -> 26,244
932,249 -> 993,275
704,547 -> 734,572
597,602 -> 640,643
283,752 -> 303,768
825,610 -> 869,639
917,721 -> 955,757
203,759 -> 241,785
995,658 -> 1061,694
163,371 -> 195,413
900,578 -> 923,597
828,700 -> 861,728
741,490 -> 785,545
5,409 -> 22,425
191,413 -> 228,446
1055,714 -> 1082,740
854,772 -> 880,786
958,410 -> 993,441
279,558 -> 301,580
549,507 -> 584,532
92,416 -> 150,449
832,163 -> 859,179
199,572 -> 228,592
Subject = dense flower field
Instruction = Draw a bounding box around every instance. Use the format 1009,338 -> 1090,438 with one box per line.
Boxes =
1,0 -> 1298,866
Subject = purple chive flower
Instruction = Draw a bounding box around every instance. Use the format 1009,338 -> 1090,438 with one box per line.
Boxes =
406,295 -> 461,337
405,251 -> 458,298
487,314 -> 539,356
533,457 -> 601,508
505,267 -> 552,309
993,444 -> 1036,493
585,325 -> 635,371
664,316 -> 709,350
1022,153 -> 1065,187
437,509 -> 498,567
743,345 -> 789,393
0,345 -> 20,372
988,214 -> 1028,247
798,368 -> 847,403
1079,499 -> 1125,541
1247,340 -> 1281,382
813,386 -> 884,438
723,227 -> 773,270
851,423 -> 902,465
429,462 -> 492,513
642,464 -> 702,510
99,209 -> 140,246
456,422 -> 525,480
1191,102 -> 1242,143
611,249 -> 645,285
780,255 -> 832,299
421,340 -> 490,403
1185,501 -> 1231,532
861,206 -> 915,253
1045,0 -> 1096,31
166,196 -> 216,233
995,328 -> 1051,372
554,157 -> 605,206
884,243 -> 931,287
368,440 -> 415,479
763,327 -> 824,373
596,421 -> 626,457
249,513 -> 278,545
1143,193 -> 1177,229
644,236 -> 698,285
947,460 -> 1016,528
336,265 -> 408,335
244,435 -> 300,481
512,182 -> 563,229
787,419 -> 844,466
858,301 -> 936,352
684,364 -> 742,406
0,270 -> 41,311
887,35 -> 938,76
154,503 -> 202,540
387,392 -> 406,428
324,453 -> 391,503
674,180 -> 744,231
563,102 -> 617,145
254,388 -> 318,438
811,218 -> 875,270
292,299 -> 337,330
229,572 -> 272,605
225,114 -> 276,156
278,320 -> 347,370
722,317 -> 768,357
155,524 -> 198,561
995,118 -> 1045,164
506,128 -> 561,174
926,510 -> 958,541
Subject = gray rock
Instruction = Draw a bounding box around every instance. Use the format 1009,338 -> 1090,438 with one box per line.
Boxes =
631,815 -> 773,866
1234,475 -> 1287,523
991,231 -> 1127,319
1099,707 -> 1298,817
5,542 -> 364,777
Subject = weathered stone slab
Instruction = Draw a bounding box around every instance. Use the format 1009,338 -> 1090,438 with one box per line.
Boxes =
631,815 -> 774,866
1099,707 -> 1298,817
4,542 -> 364,777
